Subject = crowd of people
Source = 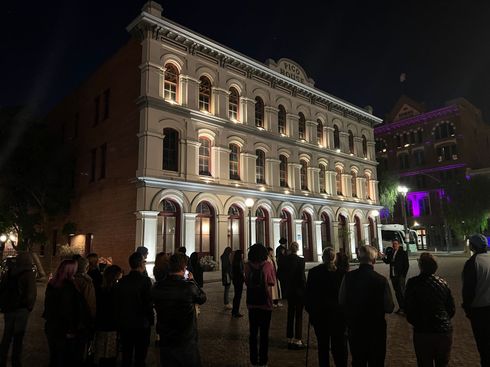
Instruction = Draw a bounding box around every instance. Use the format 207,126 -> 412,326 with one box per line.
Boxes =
0,234 -> 488,367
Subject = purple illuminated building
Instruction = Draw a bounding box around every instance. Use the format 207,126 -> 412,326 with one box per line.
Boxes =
375,96 -> 490,250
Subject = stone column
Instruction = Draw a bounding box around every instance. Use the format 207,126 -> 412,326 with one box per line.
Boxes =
136,128 -> 164,177
185,139 -> 200,180
139,38 -> 163,99
294,219 -> 304,257
265,106 -> 278,132
309,166 -> 320,193
359,176 -> 367,199
179,75 -> 199,109
367,141 -> 376,161
373,180 -> 380,203
212,87 -> 228,118
241,152 -> 257,185
314,220 -> 323,261
325,126 -> 334,149
287,113 -> 299,139
289,163 -> 302,192
266,158 -> 280,188
354,137 -> 363,157
377,223 -> 383,252
135,210 -> 160,264
248,216 -> 257,249
272,218 -> 282,251
326,170 -> 336,195
332,221 -> 340,252
306,119 -> 317,143
340,131 -> 349,153
363,223 -> 370,245
349,223 -> 357,260
183,213 -> 198,254
217,214 -> 229,257
212,146 -> 230,181
240,97 -> 255,125
342,173 -> 352,197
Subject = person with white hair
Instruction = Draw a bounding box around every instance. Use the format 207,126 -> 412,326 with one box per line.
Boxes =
339,245 -> 394,366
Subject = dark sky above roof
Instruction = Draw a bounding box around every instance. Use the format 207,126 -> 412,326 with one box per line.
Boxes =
2,0 -> 490,120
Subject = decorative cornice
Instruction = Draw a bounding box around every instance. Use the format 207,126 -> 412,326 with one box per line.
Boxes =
127,12 -> 382,127
375,105 -> 459,135
398,163 -> 466,177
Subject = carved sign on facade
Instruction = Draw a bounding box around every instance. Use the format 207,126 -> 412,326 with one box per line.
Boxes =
266,58 -> 315,87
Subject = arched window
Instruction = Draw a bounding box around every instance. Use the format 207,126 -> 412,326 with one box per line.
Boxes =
435,122 -> 455,140
280,209 -> 292,245
158,199 -> 181,253
319,163 -> 327,193
255,207 -> 269,247
365,173 -> 372,199
163,128 -> 179,171
362,135 -> 368,158
255,97 -> 264,128
278,105 -> 286,135
301,211 -> 313,261
195,201 -> 215,256
229,143 -> 240,180
333,125 -> 340,149
198,76 -> 212,112
228,87 -> 239,120
321,212 -> 331,249
351,170 -> 357,197
348,130 -> 354,154
256,149 -> 265,184
163,63 -> 179,102
279,155 -> 288,187
338,214 -> 348,252
227,205 -> 243,251
336,167 -> 343,195
317,119 -> 323,145
354,216 -> 362,248
298,112 -> 306,140
300,160 -> 308,190
198,137 -> 211,175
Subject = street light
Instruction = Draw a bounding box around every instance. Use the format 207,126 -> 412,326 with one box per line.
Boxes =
245,198 -> 255,249
371,210 -> 380,250
397,185 -> 410,252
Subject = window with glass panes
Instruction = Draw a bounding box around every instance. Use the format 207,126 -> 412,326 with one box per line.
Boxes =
365,174 -> 371,199
279,155 -> 288,187
278,105 -> 286,134
228,87 -> 239,120
195,202 -> 214,255
199,137 -> 211,175
333,125 -> 340,149
163,128 -> 179,171
348,131 -> 354,153
255,207 -> 269,247
198,76 -> 211,112
300,160 -> 308,190
256,150 -> 265,184
321,212 -> 331,248
164,64 -> 178,102
336,167 -> 343,195
299,113 -> 306,140
362,135 -> 368,157
317,119 -> 323,145
227,205 -> 243,251
351,171 -> 357,197
255,97 -> 264,127
158,199 -> 180,253
319,164 -> 326,193
229,143 -> 240,180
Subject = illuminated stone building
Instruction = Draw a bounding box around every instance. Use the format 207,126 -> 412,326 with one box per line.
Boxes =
375,96 -> 490,249
47,2 -> 382,268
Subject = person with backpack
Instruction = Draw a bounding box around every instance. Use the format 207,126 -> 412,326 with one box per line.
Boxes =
0,252 -> 37,367
245,243 -> 276,367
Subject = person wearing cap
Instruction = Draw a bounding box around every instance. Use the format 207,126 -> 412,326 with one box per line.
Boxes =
462,233 -> 490,366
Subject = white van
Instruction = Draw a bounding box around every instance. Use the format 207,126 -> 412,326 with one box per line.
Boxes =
381,224 -> 418,252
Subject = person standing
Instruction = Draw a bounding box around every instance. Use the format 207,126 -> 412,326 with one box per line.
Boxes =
462,234 -> 490,366
188,252 -> 204,288
284,242 -> 306,349
405,253 -> 455,367
115,252 -> 153,367
305,247 -> 347,367
231,249 -> 245,318
339,245 -> 394,366
245,244 -> 276,367
73,257 -> 96,320
153,252 -> 170,282
136,246 -> 150,277
221,247 -> 233,310
0,252 -> 37,367
87,253 -> 103,291
334,250 -> 350,276
266,247 -> 282,307
93,265 -> 123,367
43,259 -> 91,367
275,238 -> 288,298
382,239 -> 409,313
152,253 -> 207,367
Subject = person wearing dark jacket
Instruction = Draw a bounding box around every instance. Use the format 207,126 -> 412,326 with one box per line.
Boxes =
305,247 -> 347,367
115,252 -> 154,367
275,238 -> 288,298
188,252 -> 204,288
152,253 -> 206,367
284,242 -> 307,349
462,234 -> 490,366
339,245 -> 394,366
405,253 -> 455,367
44,259 -> 92,367
382,239 -> 409,313
231,249 -> 245,318
87,253 -> 103,291
221,247 -> 233,310
0,252 -> 37,367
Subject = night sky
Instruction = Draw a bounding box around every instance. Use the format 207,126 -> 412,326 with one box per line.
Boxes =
2,0 -> 490,120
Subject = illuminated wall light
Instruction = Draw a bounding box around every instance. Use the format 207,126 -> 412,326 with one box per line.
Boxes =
234,183 -> 240,187
300,139 -> 306,143
404,143 -> 410,147
335,149 -> 341,153
318,144 -> 324,148
349,153 -> 354,156
364,157 -> 368,160
257,126 -> 265,131
382,148 -> 387,152
259,186 -> 266,192
281,133 -> 287,137
284,190 -> 290,194
167,100 -> 178,105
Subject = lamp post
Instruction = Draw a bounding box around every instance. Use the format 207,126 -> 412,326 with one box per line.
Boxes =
371,210 -> 380,250
245,198 -> 255,249
397,185 -> 409,253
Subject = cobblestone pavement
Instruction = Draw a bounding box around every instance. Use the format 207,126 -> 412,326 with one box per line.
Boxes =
1,256 -> 479,366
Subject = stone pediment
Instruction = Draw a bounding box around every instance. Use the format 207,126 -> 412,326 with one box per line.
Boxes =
266,58 -> 315,87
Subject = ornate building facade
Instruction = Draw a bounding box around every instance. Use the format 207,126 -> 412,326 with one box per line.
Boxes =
46,2 -> 382,268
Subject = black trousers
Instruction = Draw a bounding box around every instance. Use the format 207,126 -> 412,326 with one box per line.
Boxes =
413,332 -> 452,367
232,281 -> 243,316
348,327 -> 386,367
45,324 -> 86,367
120,328 -> 151,367
286,298 -> 304,340
391,276 -> 406,310
159,341 -> 201,367
248,308 -> 272,366
223,284 -> 231,305
470,306 -> 490,367
313,321 -> 348,367
0,309 -> 30,367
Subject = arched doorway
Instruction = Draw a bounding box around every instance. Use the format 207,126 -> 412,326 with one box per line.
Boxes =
227,205 -> 244,252
195,201 -> 215,258
321,212 -> 331,249
280,209 -> 292,246
255,207 -> 269,247
157,199 -> 181,254
338,214 -> 348,253
301,211 -> 313,261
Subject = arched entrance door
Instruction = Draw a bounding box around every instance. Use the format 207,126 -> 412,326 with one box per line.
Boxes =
195,201 -> 215,258
321,212 -> 331,249
158,199 -> 181,254
255,207 -> 269,247
338,214 -> 348,253
301,211 -> 313,261
227,205 -> 244,252
280,209 -> 292,246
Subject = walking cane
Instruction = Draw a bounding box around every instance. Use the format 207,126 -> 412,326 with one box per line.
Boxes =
305,316 -> 311,367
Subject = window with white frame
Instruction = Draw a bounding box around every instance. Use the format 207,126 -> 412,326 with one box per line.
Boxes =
163,64 -> 179,102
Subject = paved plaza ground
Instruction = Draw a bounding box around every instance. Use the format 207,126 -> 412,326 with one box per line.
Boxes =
1,255 -> 480,366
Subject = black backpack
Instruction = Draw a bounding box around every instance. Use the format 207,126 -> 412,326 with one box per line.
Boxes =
247,263 -> 268,305
0,270 -> 23,313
